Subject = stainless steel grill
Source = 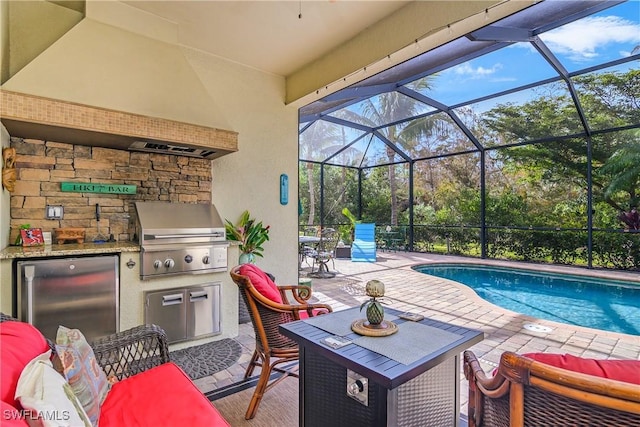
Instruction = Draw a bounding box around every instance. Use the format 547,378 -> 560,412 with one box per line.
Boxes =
135,202 -> 228,279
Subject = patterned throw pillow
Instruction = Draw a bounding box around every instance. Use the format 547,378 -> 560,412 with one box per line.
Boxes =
55,327 -> 109,427
15,350 -> 92,427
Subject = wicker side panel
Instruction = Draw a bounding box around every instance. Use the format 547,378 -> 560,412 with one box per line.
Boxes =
303,351 -> 383,427
238,293 -> 251,323
395,357 -> 456,427
0,313 -> 17,322
256,304 -> 297,348
523,385 -> 640,427
92,324 -> 170,380
481,393 -> 510,427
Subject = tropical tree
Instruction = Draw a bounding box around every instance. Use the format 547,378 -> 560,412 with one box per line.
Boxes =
299,121 -> 342,225
331,77 -> 435,225
599,130 -> 640,208
482,70 -> 640,220
600,129 -> 640,229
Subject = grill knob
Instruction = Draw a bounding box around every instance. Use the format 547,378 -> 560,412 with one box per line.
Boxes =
185,255 -> 193,263
202,255 -> 210,265
164,258 -> 175,269
153,260 -> 162,269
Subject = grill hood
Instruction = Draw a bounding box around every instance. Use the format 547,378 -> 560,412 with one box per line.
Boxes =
135,202 -> 227,247
135,202 -> 229,279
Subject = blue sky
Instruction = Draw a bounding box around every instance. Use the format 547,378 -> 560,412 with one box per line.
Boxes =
431,1 -> 640,107
302,1 -> 640,164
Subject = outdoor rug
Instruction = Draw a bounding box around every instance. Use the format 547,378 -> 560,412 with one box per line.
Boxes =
170,338 -> 242,380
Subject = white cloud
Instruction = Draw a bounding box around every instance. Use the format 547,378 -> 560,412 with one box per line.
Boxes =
452,62 -> 503,78
453,63 -> 474,75
490,77 -> 518,83
539,15 -> 640,62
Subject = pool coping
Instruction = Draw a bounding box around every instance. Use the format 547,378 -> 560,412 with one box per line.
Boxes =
413,257 -> 640,284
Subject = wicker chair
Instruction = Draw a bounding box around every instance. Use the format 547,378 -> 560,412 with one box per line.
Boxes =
463,350 -> 640,427
0,313 -> 170,380
230,265 -> 332,420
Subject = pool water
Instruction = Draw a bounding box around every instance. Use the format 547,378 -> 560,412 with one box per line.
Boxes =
413,264 -> 640,335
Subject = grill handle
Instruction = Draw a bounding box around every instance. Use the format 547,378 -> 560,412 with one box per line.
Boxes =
145,233 -> 225,239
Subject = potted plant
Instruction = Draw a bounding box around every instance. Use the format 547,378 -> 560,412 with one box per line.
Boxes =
225,210 -> 270,264
336,207 -> 361,258
341,207 -> 359,243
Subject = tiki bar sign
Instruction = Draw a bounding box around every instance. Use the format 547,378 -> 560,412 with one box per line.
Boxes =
61,182 -> 137,194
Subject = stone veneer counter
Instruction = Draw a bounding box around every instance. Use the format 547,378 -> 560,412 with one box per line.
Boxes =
0,242 -> 140,259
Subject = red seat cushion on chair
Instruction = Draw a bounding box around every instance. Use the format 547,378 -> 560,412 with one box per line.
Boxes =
298,308 -> 330,319
0,321 -> 50,408
238,264 -> 283,304
99,362 -> 229,427
524,353 -> 640,385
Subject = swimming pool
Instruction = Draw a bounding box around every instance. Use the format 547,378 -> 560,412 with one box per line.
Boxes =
413,264 -> 640,335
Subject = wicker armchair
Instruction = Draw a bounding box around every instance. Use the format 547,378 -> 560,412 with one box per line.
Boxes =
231,265 -> 332,420
463,350 -> 640,427
0,313 -> 170,380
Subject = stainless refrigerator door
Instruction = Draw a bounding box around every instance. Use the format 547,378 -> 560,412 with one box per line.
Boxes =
187,283 -> 221,339
17,256 -> 119,342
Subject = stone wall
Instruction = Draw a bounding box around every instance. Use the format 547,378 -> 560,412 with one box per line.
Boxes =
8,137 -> 212,244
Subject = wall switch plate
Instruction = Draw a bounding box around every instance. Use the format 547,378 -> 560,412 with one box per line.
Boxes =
45,205 -> 64,219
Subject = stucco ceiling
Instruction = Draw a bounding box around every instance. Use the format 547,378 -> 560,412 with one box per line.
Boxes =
121,0 -> 410,77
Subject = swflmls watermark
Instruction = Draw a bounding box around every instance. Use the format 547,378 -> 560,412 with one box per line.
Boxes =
4,408 -> 72,421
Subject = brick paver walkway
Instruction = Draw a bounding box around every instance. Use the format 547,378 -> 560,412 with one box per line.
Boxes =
195,251 -> 640,418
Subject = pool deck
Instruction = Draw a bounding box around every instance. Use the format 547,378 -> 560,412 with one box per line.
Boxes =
195,252 -> 640,418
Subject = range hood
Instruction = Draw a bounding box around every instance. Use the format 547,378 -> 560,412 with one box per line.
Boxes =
0,91 -> 238,160
129,141 -> 218,159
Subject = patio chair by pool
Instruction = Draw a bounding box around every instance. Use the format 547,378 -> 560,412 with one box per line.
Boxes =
298,234 -> 320,269
352,223 -> 376,262
308,228 -> 339,278
230,264 -> 332,420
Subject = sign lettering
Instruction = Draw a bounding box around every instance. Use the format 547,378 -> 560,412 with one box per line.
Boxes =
61,182 -> 137,194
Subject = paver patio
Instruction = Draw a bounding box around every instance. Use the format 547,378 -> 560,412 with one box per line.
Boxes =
195,251 -> 640,419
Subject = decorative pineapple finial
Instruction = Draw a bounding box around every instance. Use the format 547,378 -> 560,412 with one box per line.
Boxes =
361,280 -> 386,326
365,279 -> 385,298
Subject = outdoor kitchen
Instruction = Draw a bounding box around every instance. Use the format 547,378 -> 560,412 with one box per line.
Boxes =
0,93 -> 241,349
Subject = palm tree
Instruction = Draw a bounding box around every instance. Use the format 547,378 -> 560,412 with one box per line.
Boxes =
600,129 -> 640,228
357,77 -> 434,225
299,121 -> 342,225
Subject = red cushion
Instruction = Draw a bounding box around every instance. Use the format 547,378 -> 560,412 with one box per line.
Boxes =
298,309 -> 330,320
524,353 -> 640,385
0,321 -> 50,408
299,311 -> 311,320
238,264 -> 283,303
99,362 -> 229,427
1,400 -> 29,426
